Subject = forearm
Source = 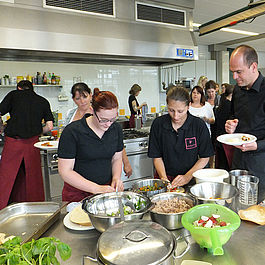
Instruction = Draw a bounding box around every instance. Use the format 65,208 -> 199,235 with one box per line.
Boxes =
184,157 -> 209,179
122,148 -> 129,165
42,121 -> 53,134
153,158 -> 168,181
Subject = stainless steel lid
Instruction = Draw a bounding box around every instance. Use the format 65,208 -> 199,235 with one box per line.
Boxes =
97,220 -> 175,265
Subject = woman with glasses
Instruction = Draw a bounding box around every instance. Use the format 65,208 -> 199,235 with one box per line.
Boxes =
148,86 -> 214,188
58,88 -> 124,202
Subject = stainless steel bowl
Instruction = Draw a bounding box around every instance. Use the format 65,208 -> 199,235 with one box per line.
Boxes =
82,191 -> 152,233
190,182 -> 238,210
150,192 -> 196,230
132,178 -> 168,198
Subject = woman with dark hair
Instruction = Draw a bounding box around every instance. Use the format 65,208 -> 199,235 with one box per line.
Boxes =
64,82 -> 92,125
58,88 -> 124,202
189,85 -> 215,134
128,84 -> 146,128
148,86 -> 214,188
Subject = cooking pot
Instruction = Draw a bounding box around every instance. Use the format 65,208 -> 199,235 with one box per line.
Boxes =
85,220 -> 190,265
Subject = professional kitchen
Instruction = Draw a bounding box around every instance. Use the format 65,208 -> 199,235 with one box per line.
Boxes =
1,0 -> 265,264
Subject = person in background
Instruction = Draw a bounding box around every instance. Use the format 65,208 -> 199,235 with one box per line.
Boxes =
128,84 -> 147,128
148,86 -> 214,188
215,84 -> 234,170
58,89 -> 124,202
0,80 -> 54,209
65,83 -> 132,177
197,76 -> 208,90
225,44 -> 265,202
189,85 -> 215,135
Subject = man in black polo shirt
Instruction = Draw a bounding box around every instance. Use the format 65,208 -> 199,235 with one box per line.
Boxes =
225,44 -> 265,202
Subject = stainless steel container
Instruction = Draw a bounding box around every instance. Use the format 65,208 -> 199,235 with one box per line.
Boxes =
190,182 -> 238,210
82,191 -> 152,233
229,169 -> 249,186
150,192 -> 196,230
85,220 -> 190,265
134,117 -> 141,129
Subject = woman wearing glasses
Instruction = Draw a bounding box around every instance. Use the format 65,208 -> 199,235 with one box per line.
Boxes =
58,88 -> 124,202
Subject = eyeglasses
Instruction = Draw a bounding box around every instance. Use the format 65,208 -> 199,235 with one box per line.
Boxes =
94,111 -> 117,123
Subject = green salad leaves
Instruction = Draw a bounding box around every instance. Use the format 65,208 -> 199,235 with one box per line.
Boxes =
0,236 -> 71,265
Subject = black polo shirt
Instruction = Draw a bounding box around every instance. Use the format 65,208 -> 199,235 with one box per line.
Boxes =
128,95 -> 140,115
58,114 -> 124,185
148,113 -> 214,176
231,73 -> 265,151
0,89 -> 54,138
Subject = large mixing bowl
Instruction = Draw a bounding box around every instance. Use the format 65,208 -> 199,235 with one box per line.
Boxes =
150,192 -> 196,230
182,204 -> 241,255
82,191 -> 152,232
190,182 -> 238,210
192,168 -> 229,184
132,178 -> 168,197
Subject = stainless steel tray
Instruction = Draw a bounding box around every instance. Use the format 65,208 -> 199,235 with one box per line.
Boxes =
0,202 -> 60,243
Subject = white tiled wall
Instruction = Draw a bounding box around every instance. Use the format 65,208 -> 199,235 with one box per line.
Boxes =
0,61 -> 160,120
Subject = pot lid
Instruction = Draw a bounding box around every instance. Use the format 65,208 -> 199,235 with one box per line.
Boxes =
97,220 -> 175,265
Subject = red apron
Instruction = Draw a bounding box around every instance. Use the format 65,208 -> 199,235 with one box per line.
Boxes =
129,114 -> 136,128
62,182 -> 92,203
222,143 -> 235,169
0,136 -> 44,209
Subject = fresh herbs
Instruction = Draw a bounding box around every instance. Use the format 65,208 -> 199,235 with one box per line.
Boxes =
0,236 -> 71,265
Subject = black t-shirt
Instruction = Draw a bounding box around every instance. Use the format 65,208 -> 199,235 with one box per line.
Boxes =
58,114 -> 124,185
0,89 -> 54,138
148,113 -> 214,176
128,95 -> 140,115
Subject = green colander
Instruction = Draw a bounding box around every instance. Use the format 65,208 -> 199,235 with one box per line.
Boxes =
181,204 -> 241,255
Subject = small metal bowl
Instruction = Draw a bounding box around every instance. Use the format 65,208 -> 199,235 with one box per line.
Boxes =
132,178 -> 168,198
82,191 -> 152,233
190,182 -> 238,210
150,192 -> 196,230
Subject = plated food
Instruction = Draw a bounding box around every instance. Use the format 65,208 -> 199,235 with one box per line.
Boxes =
217,133 -> 257,146
34,140 -> 58,150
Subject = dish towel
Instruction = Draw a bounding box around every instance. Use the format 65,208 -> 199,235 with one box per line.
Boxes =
142,105 -> 148,123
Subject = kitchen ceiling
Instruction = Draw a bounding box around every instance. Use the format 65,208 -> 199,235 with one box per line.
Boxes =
193,0 -> 265,52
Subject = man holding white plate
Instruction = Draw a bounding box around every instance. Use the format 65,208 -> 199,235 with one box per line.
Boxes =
225,45 -> 265,202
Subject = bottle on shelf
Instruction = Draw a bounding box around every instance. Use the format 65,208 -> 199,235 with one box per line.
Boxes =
43,72 -> 47,84
37,72 -> 43,85
51,73 -> 56,85
47,73 -> 52,84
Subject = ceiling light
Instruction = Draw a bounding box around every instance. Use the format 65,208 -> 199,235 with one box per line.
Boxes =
192,23 -> 259,36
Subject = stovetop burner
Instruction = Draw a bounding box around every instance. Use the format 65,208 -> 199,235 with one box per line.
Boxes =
123,129 -> 149,140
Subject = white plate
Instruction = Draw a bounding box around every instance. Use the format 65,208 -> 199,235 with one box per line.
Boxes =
63,212 -> 94,231
217,133 -> 257,146
34,141 -> 59,150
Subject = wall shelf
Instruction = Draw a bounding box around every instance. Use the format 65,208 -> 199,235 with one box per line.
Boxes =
0,85 -> 62,88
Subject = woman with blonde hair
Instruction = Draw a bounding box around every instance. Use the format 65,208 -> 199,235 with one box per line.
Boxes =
128,84 -> 146,128
197,76 -> 208,90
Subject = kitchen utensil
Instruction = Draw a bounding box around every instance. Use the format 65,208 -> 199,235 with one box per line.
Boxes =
132,178 -> 168,197
116,187 -> 125,221
192,168 -> 229,184
150,192 -> 196,230
237,175 -> 259,207
229,169 -> 249,186
85,220 -> 190,265
182,204 -> 241,255
82,191 -> 152,232
189,182 -> 238,210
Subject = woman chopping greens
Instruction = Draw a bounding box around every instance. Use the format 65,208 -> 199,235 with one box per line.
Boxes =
58,88 -> 124,202
148,86 -> 214,188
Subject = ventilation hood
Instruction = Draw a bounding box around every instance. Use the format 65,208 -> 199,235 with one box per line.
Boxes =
0,0 -> 198,65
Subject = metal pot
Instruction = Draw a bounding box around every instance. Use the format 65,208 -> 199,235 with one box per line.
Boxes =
85,220 -> 190,265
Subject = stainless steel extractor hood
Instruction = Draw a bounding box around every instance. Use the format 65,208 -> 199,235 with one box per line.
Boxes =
0,0 -> 198,65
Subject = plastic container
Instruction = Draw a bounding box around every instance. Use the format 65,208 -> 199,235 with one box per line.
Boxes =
181,204 -> 241,256
193,169 -> 229,184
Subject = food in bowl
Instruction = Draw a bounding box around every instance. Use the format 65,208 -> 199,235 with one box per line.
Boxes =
152,197 -> 192,214
139,183 -> 164,192
193,214 -> 229,228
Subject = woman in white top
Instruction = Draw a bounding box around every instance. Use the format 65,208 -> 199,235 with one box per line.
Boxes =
189,85 -> 215,134
65,83 -> 132,177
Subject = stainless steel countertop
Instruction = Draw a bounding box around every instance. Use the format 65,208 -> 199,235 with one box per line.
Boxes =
43,208 -> 265,265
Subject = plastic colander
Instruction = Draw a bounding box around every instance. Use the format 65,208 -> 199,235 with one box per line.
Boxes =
181,204 -> 241,255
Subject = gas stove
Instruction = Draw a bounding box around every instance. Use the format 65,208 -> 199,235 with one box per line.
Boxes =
123,129 -> 149,140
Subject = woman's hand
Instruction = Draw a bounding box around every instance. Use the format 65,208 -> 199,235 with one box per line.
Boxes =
111,178 -> 124,192
97,185 -> 116,194
172,175 -> 192,187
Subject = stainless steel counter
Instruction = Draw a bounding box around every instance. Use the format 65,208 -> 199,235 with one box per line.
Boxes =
43,208 -> 265,265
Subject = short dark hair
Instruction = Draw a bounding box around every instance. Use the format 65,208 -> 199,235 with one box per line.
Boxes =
17,80 -> 33,91
190,85 -> 206,105
205,80 -> 216,91
71,82 -> 91,98
166,86 -> 190,106
233,45 -> 258,67
224,84 -> 234,96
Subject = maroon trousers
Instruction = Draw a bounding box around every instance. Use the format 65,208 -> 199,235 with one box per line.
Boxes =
0,136 -> 44,210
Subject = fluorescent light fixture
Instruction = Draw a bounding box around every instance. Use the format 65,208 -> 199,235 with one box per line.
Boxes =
192,23 -> 259,36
